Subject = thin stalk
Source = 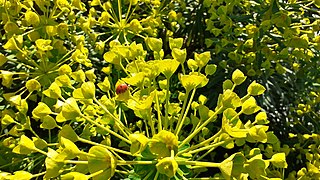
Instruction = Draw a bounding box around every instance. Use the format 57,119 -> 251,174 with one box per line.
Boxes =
32,172 -> 46,178
117,160 -> 157,165
154,86 -> 163,132
174,90 -> 190,134
78,137 -> 133,156
175,88 -> 196,136
115,169 -> 129,175
81,114 -> 131,144
143,169 -> 155,180
177,130 -> 222,156
165,77 -> 170,130
148,109 -> 156,136
64,160 -> 88,165
176,160 -> 220,168
197,142 -> 230,161
154,171 -> 159,180
117,0 -> 122,21
94,97 -> 131,136
179,106 -> 223,148
144,119 -> 150,137
189,141 -> 226,155
87,170 -> 104,179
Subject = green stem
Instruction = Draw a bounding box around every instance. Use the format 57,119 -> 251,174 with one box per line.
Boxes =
32,171 -> 46,178
87,170 -> 104,179
154,171 -> 159,180
176,160 -> 220,168
148,108 -> 156,136
143,169 -> 156,180
189,141 -> 226,155
179,107 -> 223,148
176,88 -> 196,136
64,160 -> 88,165
177,130 -> 222,156
144,119 -> 150,137
94,97 -> 131,137
165,77 -> 170,130
174,90 -> 190,135
155,90 -> 162,132
78,137 -> 132,156
81,114 -> 131,144
117,160 -> 157,165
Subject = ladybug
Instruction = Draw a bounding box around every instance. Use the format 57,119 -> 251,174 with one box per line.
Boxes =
116,83 -> 129,94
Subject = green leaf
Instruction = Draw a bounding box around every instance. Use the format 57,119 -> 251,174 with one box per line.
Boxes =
129,133 -> 149,155
270,153 -> 288,168
87,146 -> 116,180
221,90 -> 242,109
219,153 -> 235,178
55,75 -> 72,87
25,11 -> 40,26
169,37 -> 183,49
247,125 -> 269,143
60,137 -> 81,156
81,81 -> 96,99
179,73 -> 208,92
159,59 -> 180,79
45,148 -> 64,179
0,53 -> 8,66
266,132 -> 279,144
1,114 -> 15,126
59,125 -> 79,142
40,115 -> 58,129
12,135 -> 36,155
146,37 -> 163,52
35,39 -> 53,51
315,0 -> 320,8
255,111 -> 269,125
205,64 -> 217,75
103,51 -> 121,65
223,79 -> 233,91
61,98 -> 81,120
172,48 -> 187,63
245,155 -> 268,179
194,51 -> 211,68
156,157 -> 178,178
150,130 -> 178,159
247,81 -> 266,96
128,91 -> 155,110
187,59 -> 198,70
26,79 -> 41,92
32,102 -> 52,119
122,72 -> 145,87
3,37 -> 19,50
71,69 -> 86,82
59,64 -> 72,75
232,69 -> 247,86
72,0 -> 86,11
97,77 -> 111,92
43,82 -> 62,99
33,137 -> 48,149
61,172 -> 88,180
241,97 -> 261,115
1,70 -> 14,88
222,108 -> 247,138
285,36 -> 308,48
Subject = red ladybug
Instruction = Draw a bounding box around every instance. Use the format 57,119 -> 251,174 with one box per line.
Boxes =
116,83 -> 129,94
